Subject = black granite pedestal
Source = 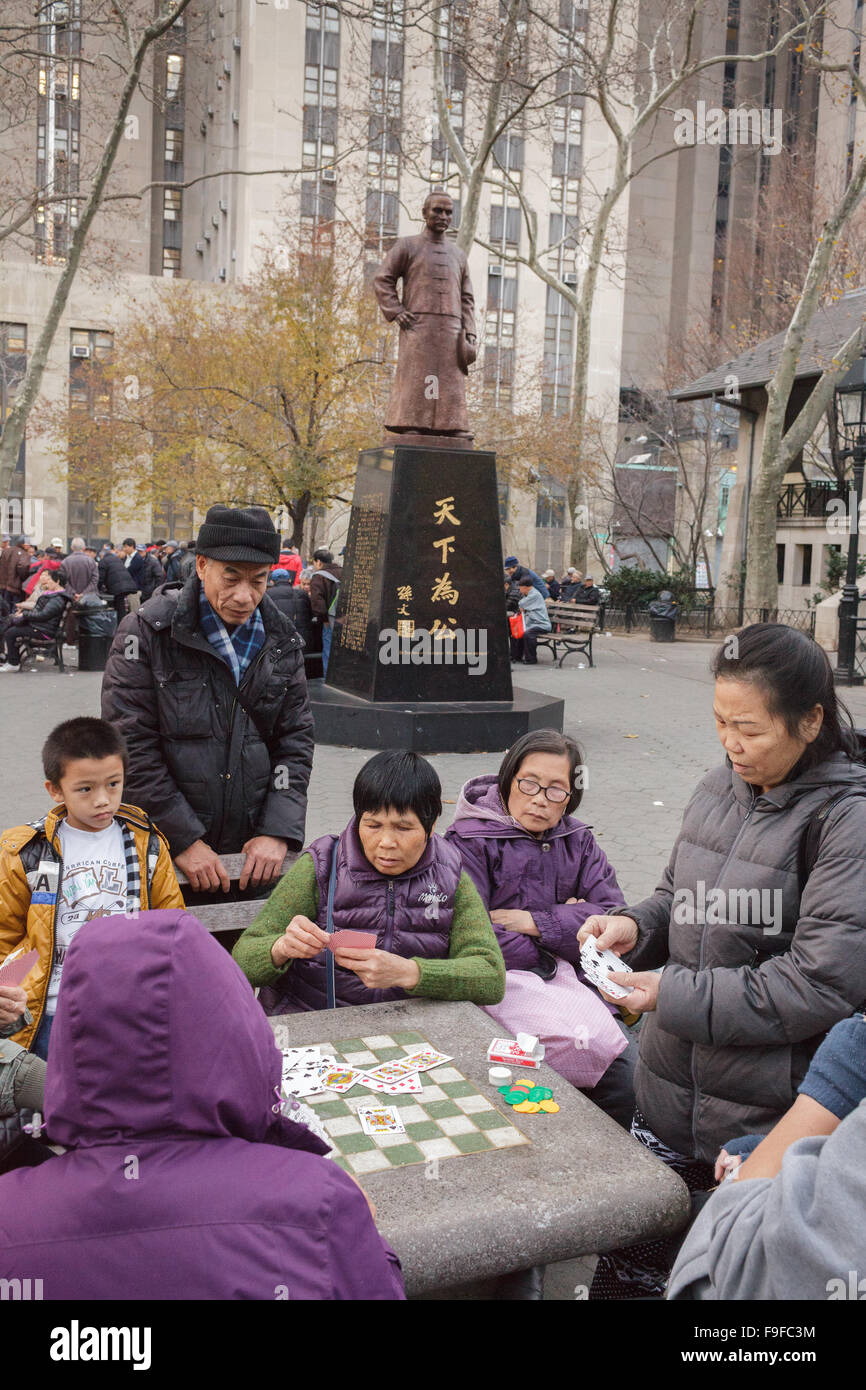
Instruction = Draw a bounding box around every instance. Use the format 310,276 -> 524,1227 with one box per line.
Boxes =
310,442 -> 564,752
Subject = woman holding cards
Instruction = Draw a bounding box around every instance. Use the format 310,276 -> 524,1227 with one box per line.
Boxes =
233,751 -> 505,1013
444,729 -> 638,1128
579,624 -> 866,1298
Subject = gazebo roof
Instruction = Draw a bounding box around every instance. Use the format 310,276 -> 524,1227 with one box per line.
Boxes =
672,288 -> 866,402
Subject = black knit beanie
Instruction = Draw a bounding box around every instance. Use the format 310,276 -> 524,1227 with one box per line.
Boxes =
195,505 -> 280,564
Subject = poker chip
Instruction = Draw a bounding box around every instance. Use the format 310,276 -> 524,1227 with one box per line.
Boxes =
539,1100 -> 560,1113
528,1086 -> 552,1102
501,1089 -> 528,1105
512,1100 -> 541,1113
497,1077 -> 559,1115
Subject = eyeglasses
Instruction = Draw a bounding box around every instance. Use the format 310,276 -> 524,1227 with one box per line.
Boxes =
515,778 -> 569,804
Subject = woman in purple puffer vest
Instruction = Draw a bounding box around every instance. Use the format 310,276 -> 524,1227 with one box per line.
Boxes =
233,751 -> 505,1013
444,729 -> 639,1128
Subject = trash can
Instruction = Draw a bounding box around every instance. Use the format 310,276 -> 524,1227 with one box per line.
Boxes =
74,599 -> 117,671
648,591 -> 678,642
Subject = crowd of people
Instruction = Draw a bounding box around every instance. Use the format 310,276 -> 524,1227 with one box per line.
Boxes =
504,555 -> 603,664
0,529 -> 341,678
0,504 -> 864,1304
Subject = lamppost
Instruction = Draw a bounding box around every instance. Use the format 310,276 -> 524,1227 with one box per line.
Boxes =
834,352 -> 866,685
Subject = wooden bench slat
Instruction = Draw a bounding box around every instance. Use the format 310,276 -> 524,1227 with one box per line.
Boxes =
174,851 -> 296,887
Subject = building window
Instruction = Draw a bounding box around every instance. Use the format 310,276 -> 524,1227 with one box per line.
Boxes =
776,543 -> 785,585
163,188 -> 182,221
165,128 -> 183,164
68,328 -> 113,543
0,323 -> 27,480
163,247 -> 181,277
166,54 -> 184,102
542,285 -> 574,415
302,2 -> 341,251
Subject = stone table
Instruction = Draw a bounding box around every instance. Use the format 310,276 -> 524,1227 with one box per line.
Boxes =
269,998 -> 690,1297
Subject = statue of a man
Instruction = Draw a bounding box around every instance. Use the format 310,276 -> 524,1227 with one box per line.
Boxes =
373,191 -> 477,443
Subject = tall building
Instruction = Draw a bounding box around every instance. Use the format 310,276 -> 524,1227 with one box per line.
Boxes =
0,0 -> 858,582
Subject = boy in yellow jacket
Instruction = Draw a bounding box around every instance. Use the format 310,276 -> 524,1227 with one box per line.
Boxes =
0,717 -> 184,1058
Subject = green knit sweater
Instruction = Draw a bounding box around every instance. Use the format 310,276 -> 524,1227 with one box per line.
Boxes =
232,851 -> 506,1005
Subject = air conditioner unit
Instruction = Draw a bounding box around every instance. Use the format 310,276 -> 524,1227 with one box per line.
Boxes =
232,36 -> 241,51
219,267 -> 227,280
200,120 -> 207,135
223,61 -> 231,75
211,213 -> 220,227
488,264 -> 503,276
207,105 -> 214,118
231,249 -> 237,261
55,79 -> 68,98
216,78 -> 223,90
204,229 -> 212,242
195,240 -> 205,253
218,198 -> 227,212
231,110 -> 239,125
72,345 -> 90,358
53,2 -> 69,22
322,167 -> 336,181
563,272 -> 578,284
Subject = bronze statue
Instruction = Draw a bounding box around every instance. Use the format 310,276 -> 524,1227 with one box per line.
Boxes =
373,191 -> 477,445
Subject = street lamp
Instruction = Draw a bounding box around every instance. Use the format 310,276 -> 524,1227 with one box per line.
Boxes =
834,351 -> 866,685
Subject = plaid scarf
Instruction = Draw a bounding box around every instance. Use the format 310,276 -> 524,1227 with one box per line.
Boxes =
198,590 -> 266,684
121,821 -> 141,914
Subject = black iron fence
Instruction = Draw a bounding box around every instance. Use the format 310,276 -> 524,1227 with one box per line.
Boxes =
602,602 -> 816,637
777,480 -> 847,520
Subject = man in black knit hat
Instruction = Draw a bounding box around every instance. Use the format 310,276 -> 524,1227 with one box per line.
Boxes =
101,505 -> 314,893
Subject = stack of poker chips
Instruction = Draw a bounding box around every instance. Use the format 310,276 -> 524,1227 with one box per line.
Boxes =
497,1075 -> 560,1114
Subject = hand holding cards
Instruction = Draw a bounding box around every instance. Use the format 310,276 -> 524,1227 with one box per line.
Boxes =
580,939 -> 633,1000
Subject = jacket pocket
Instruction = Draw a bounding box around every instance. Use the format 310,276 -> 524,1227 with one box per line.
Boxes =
157,673 -> 214,739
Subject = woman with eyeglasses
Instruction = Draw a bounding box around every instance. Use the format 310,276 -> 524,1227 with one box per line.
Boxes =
445,729 -> 638,1127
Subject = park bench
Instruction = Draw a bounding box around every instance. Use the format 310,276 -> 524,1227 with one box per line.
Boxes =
15,596 -> 75,673
536,601 -> 601,668
175,850 -> 297,952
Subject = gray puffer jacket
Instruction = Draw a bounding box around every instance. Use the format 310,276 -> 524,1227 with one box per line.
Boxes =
624,751 -> 866,1164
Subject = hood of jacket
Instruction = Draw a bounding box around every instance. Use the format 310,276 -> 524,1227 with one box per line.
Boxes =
451,773 -> 583,843
44,908 -> 328,1157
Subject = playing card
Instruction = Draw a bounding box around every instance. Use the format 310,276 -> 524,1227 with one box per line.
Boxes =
359,1071 -> 423,1094
358,1105 -> 405,1137
326,930 -> 377,953
580,940 -> 633,999
320,1065 -> 365,1093
280,1049 -> 333,1098
399,1046 -> 454,1072
362,1055 -> 427,1086
0,948 -> 39,988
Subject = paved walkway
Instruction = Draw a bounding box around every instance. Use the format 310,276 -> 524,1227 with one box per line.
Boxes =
6,634 -> 866,905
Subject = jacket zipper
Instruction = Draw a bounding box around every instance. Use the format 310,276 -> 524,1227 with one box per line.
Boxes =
689,784 -> 757,1153
28,816 -> 154,1047
383,881 -> 396,956
220,644 -> 274,830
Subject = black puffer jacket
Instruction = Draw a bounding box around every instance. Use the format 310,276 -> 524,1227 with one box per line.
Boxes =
624,752 -> 866,1163
98,552 -> 138,596
100,576 -> 314,856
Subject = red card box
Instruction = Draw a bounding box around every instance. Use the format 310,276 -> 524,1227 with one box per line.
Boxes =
487,1037 -> 542,1069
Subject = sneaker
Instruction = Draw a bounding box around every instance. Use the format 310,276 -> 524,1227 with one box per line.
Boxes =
0,663 -> 21,672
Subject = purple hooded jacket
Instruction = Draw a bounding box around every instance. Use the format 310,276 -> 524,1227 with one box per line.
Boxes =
0,909 -> 404,1301
444,774 -> 626,972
